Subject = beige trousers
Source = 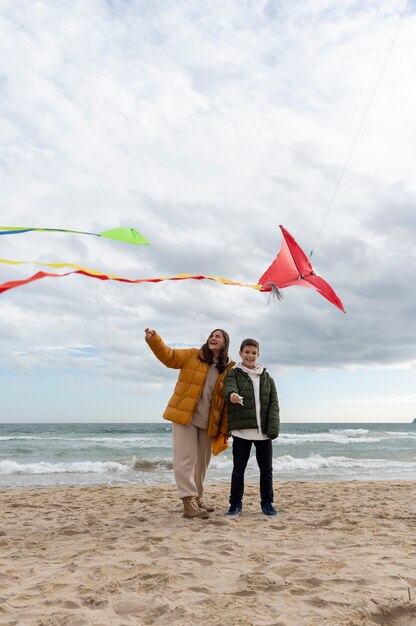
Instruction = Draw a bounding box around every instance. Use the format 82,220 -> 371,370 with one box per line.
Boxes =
172,422 -> 212,499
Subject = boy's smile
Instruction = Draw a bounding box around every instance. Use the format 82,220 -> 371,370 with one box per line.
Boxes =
240,345 -> 259,369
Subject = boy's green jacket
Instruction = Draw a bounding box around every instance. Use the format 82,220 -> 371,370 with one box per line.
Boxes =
223,368 -> 280,439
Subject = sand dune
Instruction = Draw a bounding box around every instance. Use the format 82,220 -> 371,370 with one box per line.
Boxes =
1,480 -> 415,625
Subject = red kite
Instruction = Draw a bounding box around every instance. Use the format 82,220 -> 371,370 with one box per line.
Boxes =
0,225 -> 345,312
259,226 -> 345,312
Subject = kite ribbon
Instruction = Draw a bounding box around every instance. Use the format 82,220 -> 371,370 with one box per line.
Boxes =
0,267 -> 262,295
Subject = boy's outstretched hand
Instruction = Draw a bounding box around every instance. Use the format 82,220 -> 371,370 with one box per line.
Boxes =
230,393 -> 244,405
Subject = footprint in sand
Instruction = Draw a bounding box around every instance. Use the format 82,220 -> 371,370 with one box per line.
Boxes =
175,557 -> 213,566
81,596 -> 108,609
369,602 -> 416,626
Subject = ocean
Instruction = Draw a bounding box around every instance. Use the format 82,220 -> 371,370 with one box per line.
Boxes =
1,422 -> 415,489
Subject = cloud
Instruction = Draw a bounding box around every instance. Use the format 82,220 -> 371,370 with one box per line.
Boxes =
0,0 -> 415,421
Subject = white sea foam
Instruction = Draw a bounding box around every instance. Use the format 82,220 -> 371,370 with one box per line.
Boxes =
67,436 -> 170,445
0,436 -> 39,441
0,436 -> 171,450
273,454 -> 416,471
278,432 -> 382,444
385,431 -> 416,439
0,459 -> 129,475
211,453 -> 416,472
329,428 -> 369,435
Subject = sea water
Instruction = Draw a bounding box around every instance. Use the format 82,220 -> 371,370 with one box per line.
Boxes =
1,422 -> 415,488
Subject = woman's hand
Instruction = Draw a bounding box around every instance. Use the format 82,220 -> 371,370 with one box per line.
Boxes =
144,328 -> 155,341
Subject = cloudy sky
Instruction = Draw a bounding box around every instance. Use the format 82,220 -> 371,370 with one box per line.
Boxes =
1,0 -> 415,424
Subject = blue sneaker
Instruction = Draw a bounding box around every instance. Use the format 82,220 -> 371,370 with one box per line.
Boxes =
226,502 -> 242,516
261,502 -> 278,516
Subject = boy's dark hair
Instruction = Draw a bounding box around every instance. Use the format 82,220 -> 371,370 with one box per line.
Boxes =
240,338 -> 259,351
201,329 -> 230,373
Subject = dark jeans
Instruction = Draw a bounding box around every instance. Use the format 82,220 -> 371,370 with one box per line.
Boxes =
230,436 -> 274,505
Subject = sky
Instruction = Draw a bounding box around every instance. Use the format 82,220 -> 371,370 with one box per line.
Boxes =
1,0 -> 415,424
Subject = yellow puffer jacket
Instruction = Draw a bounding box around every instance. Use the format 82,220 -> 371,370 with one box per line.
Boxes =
146,332 -> 234,437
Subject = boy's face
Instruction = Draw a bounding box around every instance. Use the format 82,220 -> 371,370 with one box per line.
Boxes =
239,345 -> 259,369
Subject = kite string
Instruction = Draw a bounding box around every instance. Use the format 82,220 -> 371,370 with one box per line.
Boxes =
309,5 -> 407,258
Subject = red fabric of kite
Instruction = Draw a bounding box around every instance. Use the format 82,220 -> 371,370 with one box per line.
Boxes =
258,226 -> 345,313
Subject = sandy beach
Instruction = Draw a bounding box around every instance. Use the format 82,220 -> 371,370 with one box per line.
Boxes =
1,480 -> 415,626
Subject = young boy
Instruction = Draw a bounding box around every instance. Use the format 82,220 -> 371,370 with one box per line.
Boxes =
223,338 -> 280,516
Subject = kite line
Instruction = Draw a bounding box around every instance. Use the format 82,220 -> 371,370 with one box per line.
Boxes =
309,4 -> 408,258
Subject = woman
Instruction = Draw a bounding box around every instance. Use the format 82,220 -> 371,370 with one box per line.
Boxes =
144,328 -> 234,519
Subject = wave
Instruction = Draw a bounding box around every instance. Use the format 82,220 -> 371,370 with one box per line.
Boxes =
329,428 -> 369,435
273,454 -> 416,472
133,457 -> 173,471
3,454 -> 413,477
279,432 -> 382,445
0,436 -> 40,441
279,428 -> 416,445
210,453 -> 416,473
385,431 -> 416,439
0,457 -> 174,476
0,435 -> 171,448
0,459 -> 130,475
2,452 -> 416,486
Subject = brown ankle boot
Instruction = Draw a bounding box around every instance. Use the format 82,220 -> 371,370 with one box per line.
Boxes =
196,497 -> 215,513
182,497 -> 209,519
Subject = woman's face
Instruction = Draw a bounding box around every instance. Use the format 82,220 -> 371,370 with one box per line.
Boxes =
207,330 -> 226,354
